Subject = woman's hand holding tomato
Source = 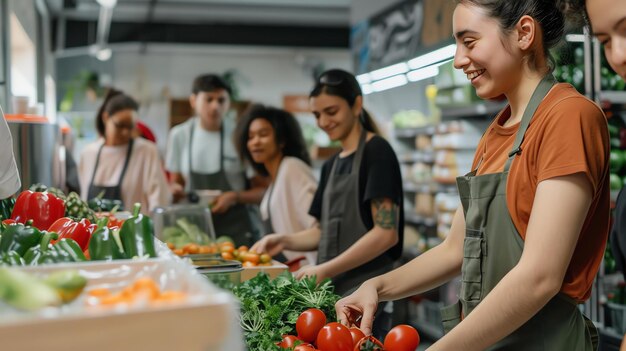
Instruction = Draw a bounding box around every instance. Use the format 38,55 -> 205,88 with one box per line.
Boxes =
335,280 -> 380,336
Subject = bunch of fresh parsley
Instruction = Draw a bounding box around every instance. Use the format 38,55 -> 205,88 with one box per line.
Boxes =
231,272 -> 341,350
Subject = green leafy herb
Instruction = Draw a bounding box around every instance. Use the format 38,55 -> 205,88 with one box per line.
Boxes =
232,272 -> 340,350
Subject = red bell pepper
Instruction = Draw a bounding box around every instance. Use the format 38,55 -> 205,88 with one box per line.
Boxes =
48,217 -> 95,251
11,191 -> 65,230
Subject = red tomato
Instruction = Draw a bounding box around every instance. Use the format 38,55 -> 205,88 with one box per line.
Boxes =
349,327 -> 366,347
383,325 -> 420,351
316,322 -> 353,351
278,335 -> 300,349
294,344 -> 317,351
296,308 -> 327,343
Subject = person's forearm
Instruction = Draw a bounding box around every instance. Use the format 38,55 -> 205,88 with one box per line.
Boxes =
373,207 -> 466,301
236,187 -> 265,205
320,227 -> 398,279
429,264 -> 559,351
283,226 -> 321,251
372,239 -> 463,302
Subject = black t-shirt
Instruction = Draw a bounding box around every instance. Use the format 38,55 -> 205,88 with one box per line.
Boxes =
309,135 -> 404,260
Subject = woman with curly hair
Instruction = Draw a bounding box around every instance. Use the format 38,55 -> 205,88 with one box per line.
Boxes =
238,104 -> 318,265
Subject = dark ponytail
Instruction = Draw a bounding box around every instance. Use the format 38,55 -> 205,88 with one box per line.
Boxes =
95,88 -> 139,136
310,68 -> 380,135
361,109 -> 380,135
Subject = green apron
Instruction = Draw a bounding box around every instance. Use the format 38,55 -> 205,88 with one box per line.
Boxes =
188,122 -> 254,246
440,75 -> 599,350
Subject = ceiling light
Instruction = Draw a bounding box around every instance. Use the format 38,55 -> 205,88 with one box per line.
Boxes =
408,44 -> 456,70
369,62 -> 409,81
96,48 -> 112,61
356,74 -> 371,85
407,66 -> 440,82
96,0 -> 118,8
361,84 -> 373,95
371,75 -> 408,92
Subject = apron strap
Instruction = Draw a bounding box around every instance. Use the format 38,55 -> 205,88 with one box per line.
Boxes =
116,138 -> 134,187
188,119 -> 225,191
503,75 -> 556,172
188,121 -> 195,190
89,139 -> 134,192
266,182 -> 276,231
89,140 -> 107,191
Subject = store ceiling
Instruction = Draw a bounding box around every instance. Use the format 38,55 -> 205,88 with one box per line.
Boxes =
43,0 -> 351,49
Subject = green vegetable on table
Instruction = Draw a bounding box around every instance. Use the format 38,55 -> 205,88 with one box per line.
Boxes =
120,203 -> 156,259
162,218 -> 211,248
0,267 -> 86,310
89,218 -> 125,261
0,221 -> 43,257
232,272 -> 340,350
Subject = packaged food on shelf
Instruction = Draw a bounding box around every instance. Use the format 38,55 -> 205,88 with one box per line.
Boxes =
410,162 -> 433,184
434,150 -> 475,170
415,134 -> 433,150
435,193 -> 460,213
414,193 -> 435,218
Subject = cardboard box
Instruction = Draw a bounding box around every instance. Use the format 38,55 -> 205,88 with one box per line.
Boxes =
0,259 -> 242,351
241,260 -> 289,281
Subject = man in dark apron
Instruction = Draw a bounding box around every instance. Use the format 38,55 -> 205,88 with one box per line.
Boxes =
166,74 -> 264,247
441,75 -> 598,350
187,121 -> 257,246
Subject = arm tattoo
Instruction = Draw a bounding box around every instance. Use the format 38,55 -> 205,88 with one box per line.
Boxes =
373,199 -> 397,230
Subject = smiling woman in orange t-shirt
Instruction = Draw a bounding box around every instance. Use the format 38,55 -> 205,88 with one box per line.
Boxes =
336,1 -> 609,350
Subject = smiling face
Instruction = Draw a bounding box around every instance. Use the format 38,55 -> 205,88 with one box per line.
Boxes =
310,93 -> 359,142
104,109 -> 136,146
587,0 -> 626,80
452,3 -> 526,99
247,118 -> 282,165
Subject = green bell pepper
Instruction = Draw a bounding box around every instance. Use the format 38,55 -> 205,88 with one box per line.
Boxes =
89,218 -> 124,260
24,232 -> 58,265
0,221 -> 43,257
1,251 -> 25,266
120,203 -> 156,259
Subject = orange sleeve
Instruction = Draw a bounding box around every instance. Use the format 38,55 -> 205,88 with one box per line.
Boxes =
535,97 -> 609,194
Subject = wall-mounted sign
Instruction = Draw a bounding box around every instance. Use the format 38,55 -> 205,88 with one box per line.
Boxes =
352,0 -> 455,75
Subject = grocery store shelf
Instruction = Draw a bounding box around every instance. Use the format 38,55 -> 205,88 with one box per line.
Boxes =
599,91 -> 626,104
404,183 -> 435,193
394,125 -> 436,138
437,183 -> 459,193
440,101 -> 507,119
405,213 -> 437,227
399,150 -> 435,164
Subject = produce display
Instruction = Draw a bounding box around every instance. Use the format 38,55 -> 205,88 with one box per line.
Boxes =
162,217 -> 211,247
609,123 -> 626,191
275,308 -> 421,351
0,268 -> 87,310
167,235 -> 273,267
85,276 -> 187,308
232,272 -> 340,350
0,189 -> 158,266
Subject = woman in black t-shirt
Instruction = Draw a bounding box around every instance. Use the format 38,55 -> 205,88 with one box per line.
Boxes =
252,69 -> 404,304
